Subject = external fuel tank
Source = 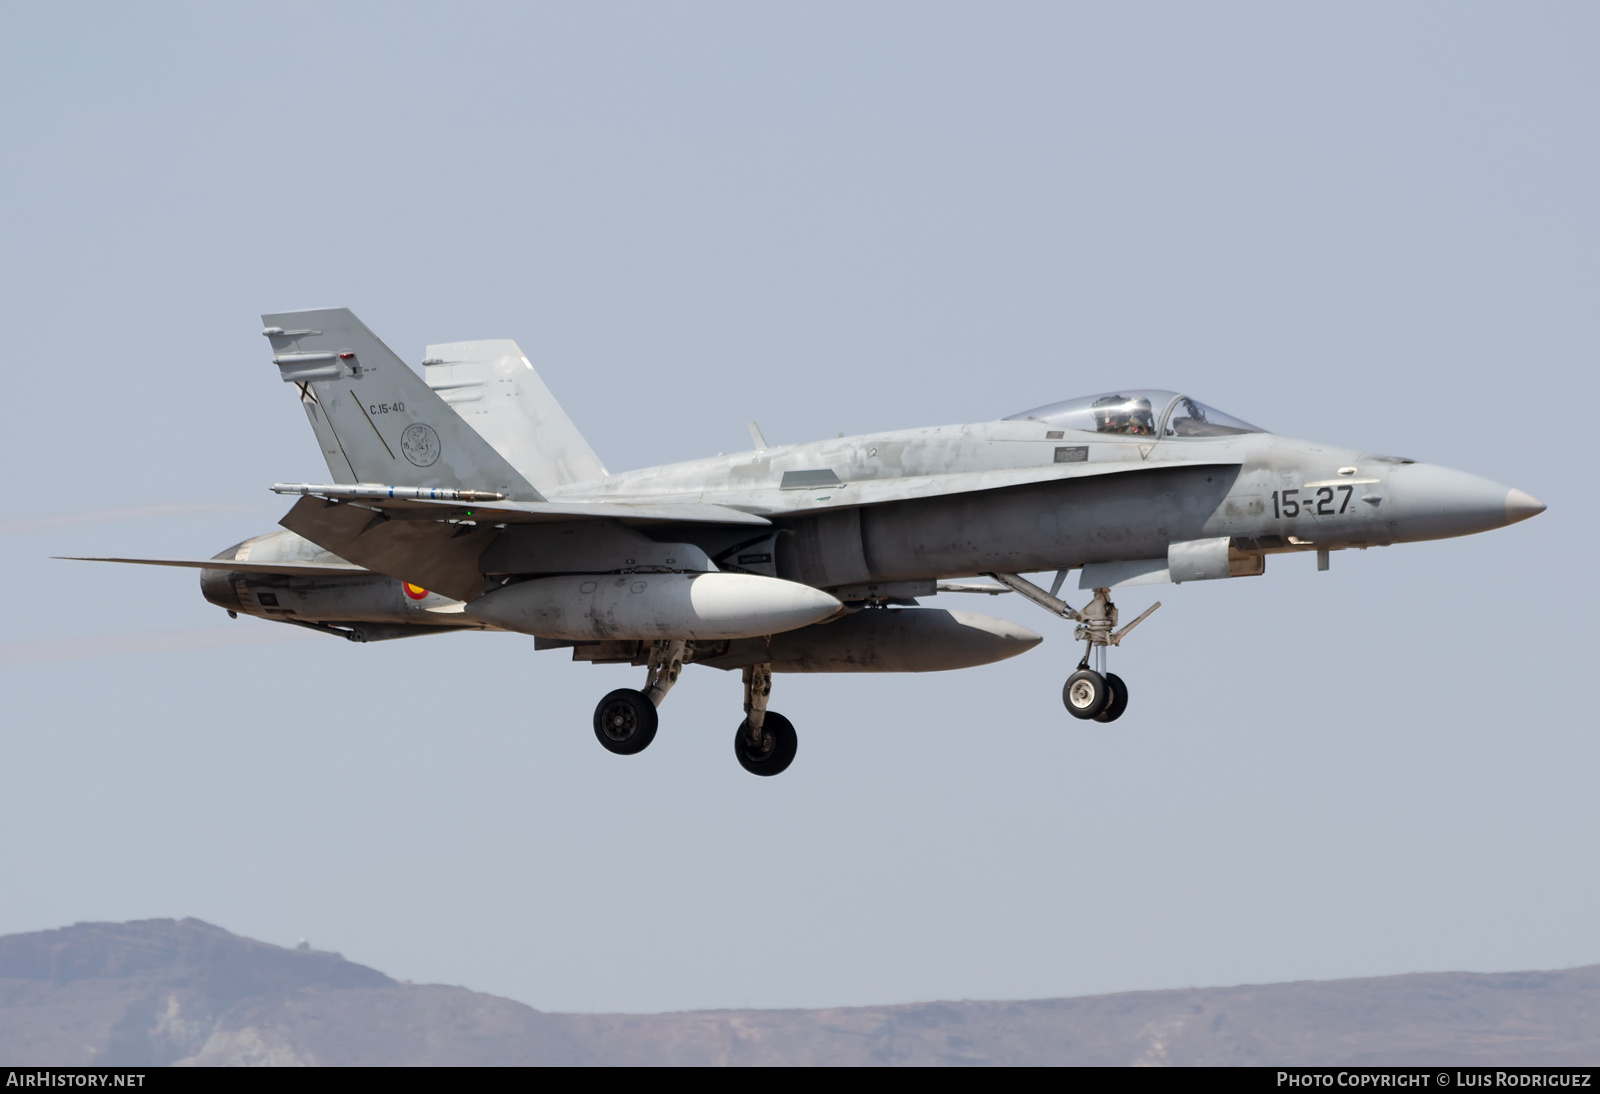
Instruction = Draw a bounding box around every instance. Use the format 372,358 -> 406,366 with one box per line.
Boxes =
465,572 -> 842,641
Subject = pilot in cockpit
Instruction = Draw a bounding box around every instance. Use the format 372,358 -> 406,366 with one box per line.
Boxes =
1091,395 -> 1157,436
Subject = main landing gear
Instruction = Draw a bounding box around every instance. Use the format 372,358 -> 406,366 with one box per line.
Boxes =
988,573 -> 1159,724
590,643 -> 798,776
734,663 -> 797,776
592,638 -> 688,755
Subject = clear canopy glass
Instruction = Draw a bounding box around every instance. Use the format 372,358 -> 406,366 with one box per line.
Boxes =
1161,395 -> 1263,438
1004,390 -> 1264,438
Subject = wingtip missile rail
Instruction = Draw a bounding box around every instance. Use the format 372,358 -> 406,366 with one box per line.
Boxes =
271,483 -> 507,503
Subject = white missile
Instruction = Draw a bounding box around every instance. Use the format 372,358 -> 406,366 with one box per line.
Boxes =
465,573 -> 843,641
271,483 -> 507,502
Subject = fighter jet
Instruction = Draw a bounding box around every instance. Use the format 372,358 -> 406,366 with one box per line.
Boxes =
70,308 -> 1545,777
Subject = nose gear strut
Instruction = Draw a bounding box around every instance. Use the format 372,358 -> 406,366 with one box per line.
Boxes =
987,571 -> 1160,723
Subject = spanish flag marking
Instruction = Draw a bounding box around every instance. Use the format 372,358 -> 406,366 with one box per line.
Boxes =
403,583 -> 428,600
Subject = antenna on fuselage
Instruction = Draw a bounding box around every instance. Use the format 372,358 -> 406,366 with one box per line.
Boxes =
748,421 -> 769,450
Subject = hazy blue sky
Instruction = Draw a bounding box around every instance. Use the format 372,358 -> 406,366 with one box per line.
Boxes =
0,2 -> 1593,1014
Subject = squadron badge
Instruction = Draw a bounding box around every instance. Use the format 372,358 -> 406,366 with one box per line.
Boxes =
400,422 -> 441,467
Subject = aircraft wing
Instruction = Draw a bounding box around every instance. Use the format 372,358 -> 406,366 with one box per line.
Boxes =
422,499 -> 771,525
290,494 -> 771,526
269,483 -> 769,525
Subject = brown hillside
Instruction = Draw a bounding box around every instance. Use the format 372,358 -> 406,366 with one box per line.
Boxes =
0,919 -> 1594,1066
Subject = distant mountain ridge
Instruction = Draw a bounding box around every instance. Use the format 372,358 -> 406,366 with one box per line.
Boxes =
0,919 -> 1595,1066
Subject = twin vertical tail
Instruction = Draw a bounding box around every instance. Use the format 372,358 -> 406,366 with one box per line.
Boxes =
423,339 -> 607,492
263,308 -> 543,501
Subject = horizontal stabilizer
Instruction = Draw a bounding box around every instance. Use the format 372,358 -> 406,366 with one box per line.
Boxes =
278,496 -> 495,602
58,556 -> 370,577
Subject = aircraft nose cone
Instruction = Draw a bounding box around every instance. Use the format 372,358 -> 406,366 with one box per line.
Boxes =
1385,463 -> 1532,542
1505,488 -> 1546,525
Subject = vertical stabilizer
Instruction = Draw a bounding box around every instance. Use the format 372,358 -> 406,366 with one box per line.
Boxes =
263,309 -> 543,501
425,340 -> 607,492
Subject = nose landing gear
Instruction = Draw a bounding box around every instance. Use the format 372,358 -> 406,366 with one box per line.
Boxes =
990,573 -> 1158,724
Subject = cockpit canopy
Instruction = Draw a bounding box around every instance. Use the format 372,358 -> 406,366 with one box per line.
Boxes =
1004,389 -> 1265,438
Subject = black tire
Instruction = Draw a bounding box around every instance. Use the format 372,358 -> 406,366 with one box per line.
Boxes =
593,689 -> 659,755
1094,672 -> 1129,723
1062,669 -> 1109,719
734,711 -> 798,777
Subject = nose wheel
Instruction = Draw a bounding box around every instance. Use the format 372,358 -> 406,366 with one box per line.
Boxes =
1063,670 -> 1107,719
1096,672 -> 1129,722
1064,670 -> 1129,722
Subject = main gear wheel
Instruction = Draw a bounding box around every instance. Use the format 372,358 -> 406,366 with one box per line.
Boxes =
734,711 -> 798,776
593,689 -> 659,755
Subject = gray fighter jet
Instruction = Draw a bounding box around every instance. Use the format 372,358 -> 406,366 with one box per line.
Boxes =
72,308 -> 1545,776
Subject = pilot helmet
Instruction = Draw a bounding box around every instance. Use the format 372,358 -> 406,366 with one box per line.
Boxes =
1127,397 -> 1155,433
1091,395 -> 1131,430
1092,394 -> 1156,434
